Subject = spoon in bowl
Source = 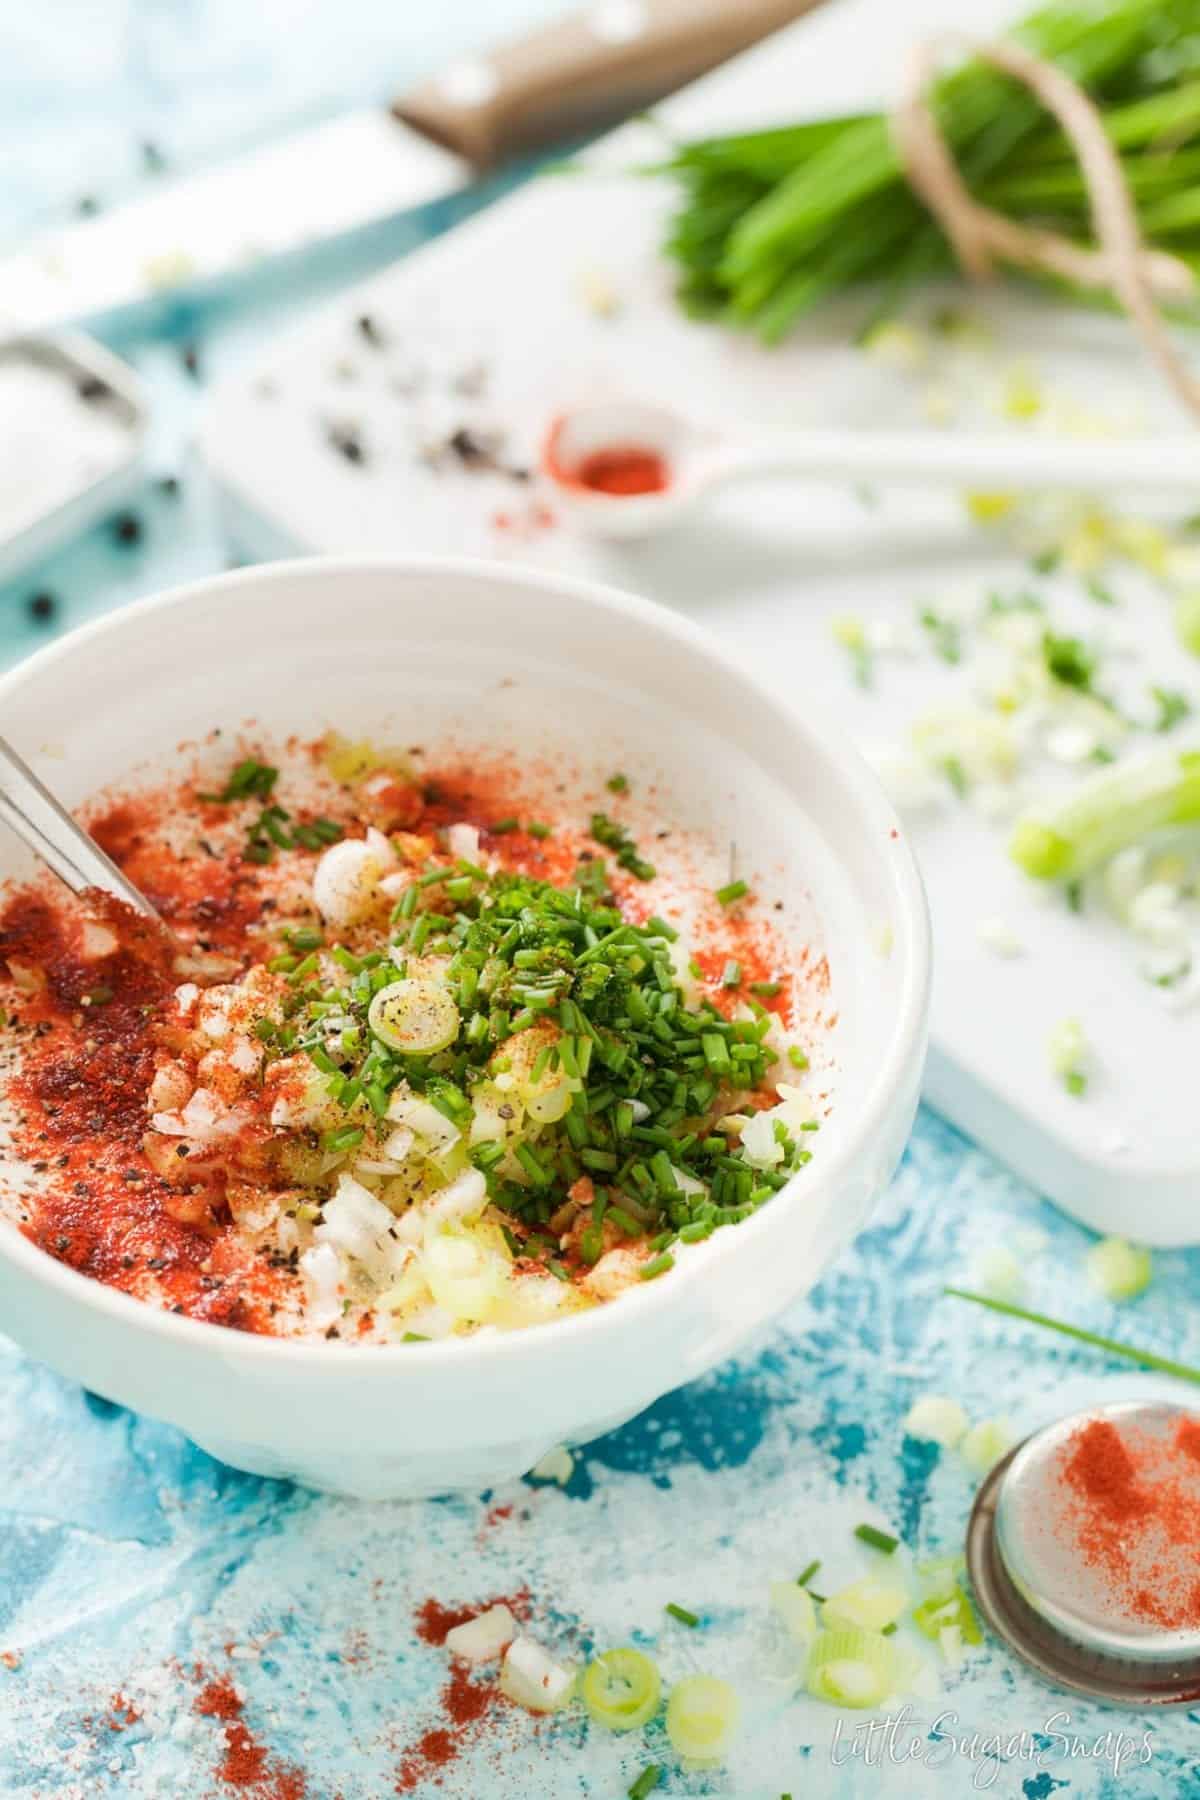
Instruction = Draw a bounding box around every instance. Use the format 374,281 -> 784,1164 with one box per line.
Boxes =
542,398 -> 1200,541
0,734 -> 162,920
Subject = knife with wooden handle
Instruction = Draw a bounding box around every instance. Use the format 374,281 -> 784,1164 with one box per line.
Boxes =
397,0 -> 823,165
0,0 -> 823,339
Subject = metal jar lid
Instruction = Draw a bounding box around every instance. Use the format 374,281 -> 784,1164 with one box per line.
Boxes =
966,1399 -> 1200,1705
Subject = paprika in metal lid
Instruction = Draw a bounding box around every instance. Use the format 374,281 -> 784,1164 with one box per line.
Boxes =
966,1400 -> 1200,1705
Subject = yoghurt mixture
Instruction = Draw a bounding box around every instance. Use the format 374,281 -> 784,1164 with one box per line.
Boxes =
0,737 -> 828,1343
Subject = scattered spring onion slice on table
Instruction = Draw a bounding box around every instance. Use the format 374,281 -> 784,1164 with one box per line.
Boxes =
1010,749 -> 1200,882
944,1286 -> 1200,1384
806,1628 -> 901,1710
1086,1235 -> 1154,1300
581,1648 -> 662,1732
665,1674 -> 741,1762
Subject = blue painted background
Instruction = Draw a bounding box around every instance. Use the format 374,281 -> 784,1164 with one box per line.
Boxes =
2,5 -> 1200,1795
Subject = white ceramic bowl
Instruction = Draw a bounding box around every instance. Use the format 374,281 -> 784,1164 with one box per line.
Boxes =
0,557 -> 929,1498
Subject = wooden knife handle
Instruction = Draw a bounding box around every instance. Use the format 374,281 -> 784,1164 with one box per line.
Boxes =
393,0 -> 825,168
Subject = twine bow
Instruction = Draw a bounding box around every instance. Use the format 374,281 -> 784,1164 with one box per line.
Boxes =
892,33 -> 1200,420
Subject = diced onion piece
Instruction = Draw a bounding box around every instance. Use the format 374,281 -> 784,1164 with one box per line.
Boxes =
960,1417 -> 1014,1476
314,1173 -> 395,1262
445,1604 -> 516,1664
769,1581 -> 817,1645
500,1636 -> 575,1713
388,1087 -> 460,1150
806,1629 -> 899,1709
6,957 -> 45,994
740,1109 -> 784,1169
421,1229 -> 506,1323
664,1674 -> 740,1763
581,1648 -> 661,1732
1085,1235 -> 1152,1301
312,836 -> 393,928
369,979 -> 459,1054
821,1578 -> 908,1636
423,1167 -> 488,1231
446,822 -> 480,861
528,1445 -> 574,1485
903,1395 -> 969,1449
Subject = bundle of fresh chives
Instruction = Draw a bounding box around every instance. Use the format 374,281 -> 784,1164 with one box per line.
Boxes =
658,0 -> 1200,342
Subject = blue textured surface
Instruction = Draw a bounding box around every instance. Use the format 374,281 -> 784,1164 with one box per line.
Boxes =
3,8 -> 1200,1796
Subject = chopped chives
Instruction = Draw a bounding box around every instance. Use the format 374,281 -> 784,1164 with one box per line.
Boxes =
628,1768 -> 662,1800
639,1251 -> 675,1280
796,1559 -> 821,1588
664,1602 -> 699,1627
715,879 -> 749,906
854,1523 -> 900,1555
489,817 -> 519,834
526,820 -> 552,839
750,980 -> 781,998
606,772 -> 630,793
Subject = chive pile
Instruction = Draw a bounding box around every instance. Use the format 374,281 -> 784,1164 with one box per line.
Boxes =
254,853 -> 810,1272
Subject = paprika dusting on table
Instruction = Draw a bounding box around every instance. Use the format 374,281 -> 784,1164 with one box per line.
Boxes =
1054,1412 -> 1200,1631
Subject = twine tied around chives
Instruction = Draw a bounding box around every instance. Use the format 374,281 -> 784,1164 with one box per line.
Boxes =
892,33 -> 1200,420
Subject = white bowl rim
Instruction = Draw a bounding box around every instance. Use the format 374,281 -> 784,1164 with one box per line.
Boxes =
0,553 -> 930,1369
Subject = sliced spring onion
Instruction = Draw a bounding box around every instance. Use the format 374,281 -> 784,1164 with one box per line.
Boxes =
821,1577 -> 908,1635
368,978 -> 460,1054
664,1603 -> 699,1628
973,1245 -> 1026,1305
1011,750 -> 1200,882
796,1559 -> 821,1589
581,1648 -> 662,1732
665,1673 -> 740,1763
627,1768 -> 662,1800
1086,1235 -> 1153,1301
715,879 -> 749,907
912,1584 -> 982,1649
806,1628 -> 899,1710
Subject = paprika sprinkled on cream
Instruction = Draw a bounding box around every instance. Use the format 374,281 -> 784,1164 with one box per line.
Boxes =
1055,1412 -> 1200,1631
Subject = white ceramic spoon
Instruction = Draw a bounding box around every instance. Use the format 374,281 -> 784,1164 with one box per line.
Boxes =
541,399 -> 1200,541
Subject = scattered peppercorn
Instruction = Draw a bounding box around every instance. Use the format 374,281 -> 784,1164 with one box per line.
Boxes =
76,374 -> 111,403
181,343 -> 201,380
27,591 -> 57,624
326,423 -> 366,466
356,313 -> 384,347
157,475 -> 181,499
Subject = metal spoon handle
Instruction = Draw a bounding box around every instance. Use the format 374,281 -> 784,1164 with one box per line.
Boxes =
0,734 -> 160,919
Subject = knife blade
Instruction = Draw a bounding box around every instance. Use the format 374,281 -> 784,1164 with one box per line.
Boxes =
0,0 -> 823,340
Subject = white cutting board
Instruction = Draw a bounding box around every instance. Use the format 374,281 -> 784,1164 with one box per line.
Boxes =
202,0 -> 1198,1242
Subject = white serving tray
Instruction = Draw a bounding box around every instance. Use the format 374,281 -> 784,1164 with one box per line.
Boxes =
202,0 -> 1199,1242
0,331 -> 147,584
